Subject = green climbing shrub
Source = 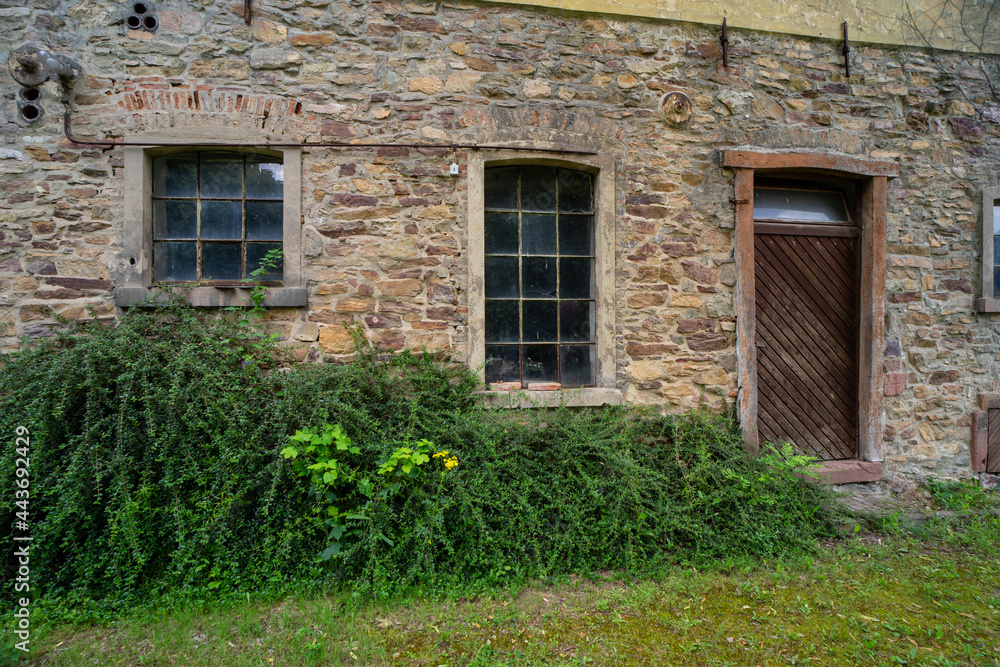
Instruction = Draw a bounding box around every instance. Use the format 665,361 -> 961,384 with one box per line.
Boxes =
0,294 -> 842,622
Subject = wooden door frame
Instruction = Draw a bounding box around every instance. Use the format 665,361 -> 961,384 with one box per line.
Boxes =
721,150 -> 899,481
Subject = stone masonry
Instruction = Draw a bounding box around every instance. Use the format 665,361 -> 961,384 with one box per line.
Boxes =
2,0 -> 1000,480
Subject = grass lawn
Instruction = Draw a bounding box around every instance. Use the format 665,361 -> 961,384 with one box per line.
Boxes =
21,508 -> 1000,667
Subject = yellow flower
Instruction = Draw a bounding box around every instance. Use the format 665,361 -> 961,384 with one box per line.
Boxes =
445,457 -> 459,470
433,450 -> 450,459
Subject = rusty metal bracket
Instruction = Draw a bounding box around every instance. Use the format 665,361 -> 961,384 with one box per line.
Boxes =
842,21 -> 851,77
720,17 -> 729,68
244,0 -> 252,25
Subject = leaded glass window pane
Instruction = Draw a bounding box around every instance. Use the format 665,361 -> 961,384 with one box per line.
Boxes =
151,152 -> 283,283
483,165 -> 596,388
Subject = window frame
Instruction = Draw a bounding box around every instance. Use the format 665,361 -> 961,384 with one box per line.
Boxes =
114,130 -> 304,308
468,151 -> 619,407
151,151 -> 286,285
977,186 -> 1000,312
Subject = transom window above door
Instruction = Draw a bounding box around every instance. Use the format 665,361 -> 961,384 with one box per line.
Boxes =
753,187 -> 852,225
152,152 -> 284,284
483,165 -> 596,388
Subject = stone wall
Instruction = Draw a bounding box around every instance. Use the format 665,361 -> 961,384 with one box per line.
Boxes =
2,0 -> 999,480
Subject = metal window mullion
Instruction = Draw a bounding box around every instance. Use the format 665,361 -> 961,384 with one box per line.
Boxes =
241,154 -> 247,279
554,175 -> 562,386
196,153 -> 202,281
516,169 -> 524,386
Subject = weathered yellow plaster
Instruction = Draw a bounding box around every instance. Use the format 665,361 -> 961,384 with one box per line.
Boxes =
492,0 -> 999,53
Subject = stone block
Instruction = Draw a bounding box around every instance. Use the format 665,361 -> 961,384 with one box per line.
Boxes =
884,372 -> 907,396
319,325 -> 355,354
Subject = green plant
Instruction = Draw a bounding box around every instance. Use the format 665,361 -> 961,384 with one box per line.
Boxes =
0,297 -> 842,622
929,478 -> 1000,512
221,247 -> 283,359
720,442 -> 820,506
281,425 -> 462,573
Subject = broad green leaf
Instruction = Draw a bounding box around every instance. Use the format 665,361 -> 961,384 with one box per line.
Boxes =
319,542 -> 341,561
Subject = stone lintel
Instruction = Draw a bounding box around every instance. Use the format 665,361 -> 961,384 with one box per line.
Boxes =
978,392 -> 1000,411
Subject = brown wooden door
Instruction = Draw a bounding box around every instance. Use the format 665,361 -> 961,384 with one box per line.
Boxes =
754,232 -> 859,460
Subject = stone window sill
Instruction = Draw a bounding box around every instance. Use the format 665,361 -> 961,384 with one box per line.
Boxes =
114,286 -> 307,308
976,298 -> 1000,313
476,388 -> 623,408
813,460 -> 882,485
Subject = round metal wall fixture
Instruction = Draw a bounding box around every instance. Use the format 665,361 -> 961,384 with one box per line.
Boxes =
659,91 -> 693,127
8,44 -> 50,86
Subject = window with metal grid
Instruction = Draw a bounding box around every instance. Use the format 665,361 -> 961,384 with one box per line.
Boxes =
152,152 -> 284,284
483,165 -> 596,388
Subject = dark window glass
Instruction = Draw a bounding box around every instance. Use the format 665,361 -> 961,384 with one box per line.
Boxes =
153,155 -> 197,198
201,201 -> 242,239
560,301 -> 592,342
202,243 -> 242,281
560,346 -> 594,388
521,214 -> 557,255
485,345 -> 520,383
246,158 -> 284,199
483,165 -> 596,387
153,242 -> 197,282
520,166 -> 558,212
995,267 -> 1000,298
485,212 -> 518,254
200,153 -> 243,198
151,152 -> 283,282
559,258 -> 592,299
558,169 -> 593,213
246,243 -> 283,281
522,257 -> 557,298
523,301 -> 558,342
485,301 -> 520,342
523,345 -> 558,382
246,201 -> 283,240
559,215 -> 594,255
484,258 -> 519,298
154,200 -> 197,239
484,166 -> 518,209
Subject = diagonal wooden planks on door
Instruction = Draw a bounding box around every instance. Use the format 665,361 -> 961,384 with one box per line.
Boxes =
754,233 -> 859,460
988,409 -> 1000,473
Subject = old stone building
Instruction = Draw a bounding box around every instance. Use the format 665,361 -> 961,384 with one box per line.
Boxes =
2,0 -> 1000,483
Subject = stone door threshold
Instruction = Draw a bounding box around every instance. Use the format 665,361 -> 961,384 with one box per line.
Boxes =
814,459 -> 882,485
